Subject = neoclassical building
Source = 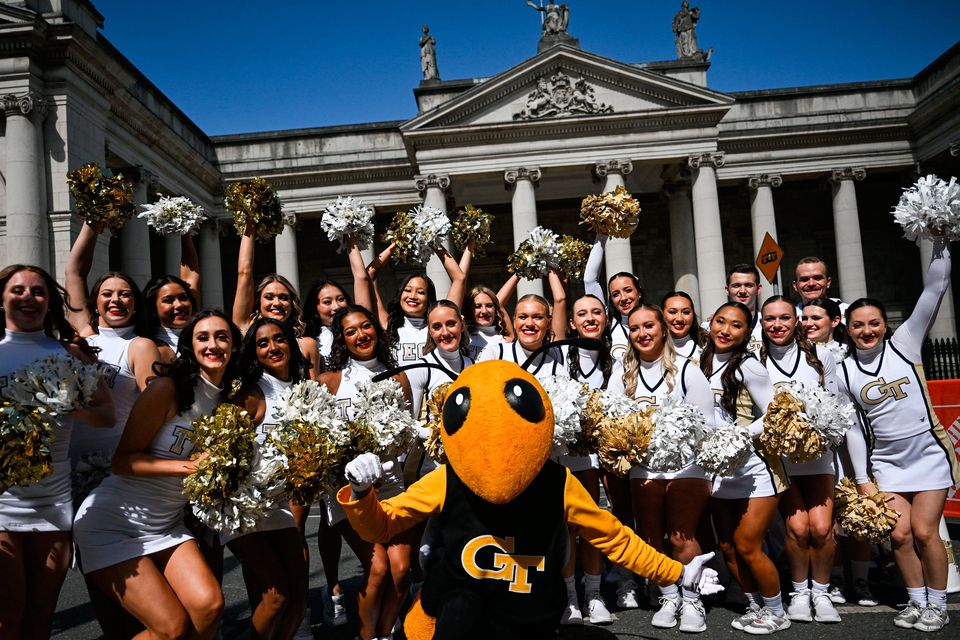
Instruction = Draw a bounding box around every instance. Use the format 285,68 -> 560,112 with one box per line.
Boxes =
1,0 -> 958,337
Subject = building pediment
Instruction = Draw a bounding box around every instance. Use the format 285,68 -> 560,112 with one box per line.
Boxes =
403,45 -> 733,131
0,4 -> 39,27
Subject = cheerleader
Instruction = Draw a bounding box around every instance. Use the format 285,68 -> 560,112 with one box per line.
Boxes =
317,304 -> 413,640
0,265 -> 113,639
839,236 -> 958,632
557,293 -> 622,626
801,297 -> 849,363
582,234 -> 642,362
700,301 -> 791,635
228,318 -> 309,638
457,240 -> 516,359
662,290 -> 707,362
758,295 -> 842,624
144,274 -> 198,363
624,304 -> 715,633
73,309 -> 239,640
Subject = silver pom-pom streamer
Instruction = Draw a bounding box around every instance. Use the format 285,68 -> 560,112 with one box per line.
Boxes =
7,354 -> 109,416
272,380 -> 349,447
138,194 -> 207,236
891,174 -> 960,242
642,395 -> 708,472
696,424 -> 753,476
507,226 -> 561,280
540,376 -> 587,455
822,342 -> 847,365
348,379 -> 417,460
787,381 -> 854,448
321,195 -> 375,252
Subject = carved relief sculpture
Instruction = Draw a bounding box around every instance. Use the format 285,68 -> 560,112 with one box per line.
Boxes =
514,71 -> 612,120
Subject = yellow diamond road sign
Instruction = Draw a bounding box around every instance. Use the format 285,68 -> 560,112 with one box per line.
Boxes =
755,233 -> 783,284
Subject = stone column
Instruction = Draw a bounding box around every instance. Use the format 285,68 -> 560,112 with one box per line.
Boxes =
747,173 -> 783,289
918,240 -> 957,340
3,92 -> 49,269
415,174 -> 452,292
688,152 -> 727,316
829,167 -> 868,301
122,167 -> 154,289
274,212 -> 300,294
164,234 -> 181,276
595,159 -> 634,279
505,167 -> 543,298
664,177 -> 701,311
198,219 -> 224,310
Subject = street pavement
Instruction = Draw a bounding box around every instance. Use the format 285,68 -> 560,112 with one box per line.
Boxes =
53,515 -> 960,639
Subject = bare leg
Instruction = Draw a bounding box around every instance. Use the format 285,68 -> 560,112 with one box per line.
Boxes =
664,478 -> 711,564
21,531 -> 72,640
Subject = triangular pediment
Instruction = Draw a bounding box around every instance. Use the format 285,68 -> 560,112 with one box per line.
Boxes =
403,45 -> 733,131
0,4 -> 39,26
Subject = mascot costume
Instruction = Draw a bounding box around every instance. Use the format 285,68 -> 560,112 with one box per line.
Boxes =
338,359 -> 721,639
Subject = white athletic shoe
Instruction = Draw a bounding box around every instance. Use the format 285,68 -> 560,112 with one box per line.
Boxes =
785,591 -> 812,622
616,579 -> 640,609
679,597 -> 707,633
893,601 -> 924,629
743,607 -> 792,635
560,602 -> 584,625
913,604 -> 950,632
585,591 -> 614,624
651,594 -> 680,628
812,591 -> 841,623
828,585 -> 847,604
731,603 -> 761,631
852,579 -> 877,607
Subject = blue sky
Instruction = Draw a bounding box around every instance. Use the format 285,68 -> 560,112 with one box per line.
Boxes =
92,1 -> 960,136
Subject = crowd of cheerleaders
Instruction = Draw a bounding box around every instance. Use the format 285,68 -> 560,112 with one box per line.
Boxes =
0,220 -> 956,640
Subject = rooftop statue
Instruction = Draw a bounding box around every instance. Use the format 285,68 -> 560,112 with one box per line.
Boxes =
673,0 -> 711,60
419,25 -> 439,81
527,0 -> 579,52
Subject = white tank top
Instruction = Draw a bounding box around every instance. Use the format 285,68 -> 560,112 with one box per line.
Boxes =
407,348 -> 474,419
610,313 -> 630,363
153,326 -> 181,351
468,325 -> 504,361
394,316 -> 427,364
561,346 -> 624,393
257,373 -> 292,441
763,342 -> 833,391
334,357 -> 387,421
673,334 -> 702,363
479,341 -> 567,384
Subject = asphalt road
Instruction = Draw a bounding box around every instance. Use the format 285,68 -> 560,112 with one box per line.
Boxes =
52,515 -> 960,639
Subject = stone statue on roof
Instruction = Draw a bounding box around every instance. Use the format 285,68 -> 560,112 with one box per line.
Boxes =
673,0 -> 709,60
527,0 -> 569,36
419,25 -> 439,81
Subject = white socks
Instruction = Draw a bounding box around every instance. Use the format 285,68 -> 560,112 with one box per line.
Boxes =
811,580 -> 830,594
906,586 -> 929,607
659,583 -> 679,598
763,593 -> 785,616
791,580 -> 809,593
928,587 -> 947,611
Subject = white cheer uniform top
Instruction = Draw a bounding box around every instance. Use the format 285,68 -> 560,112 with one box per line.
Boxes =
394,316 -> 427,364
561,345 -> 625,394
468,325 -> 505,361
317,325 -> 334,358
73,376 -> 222,572
0,330 -> 74,532
673,334 -> 702,363
71,326 -> 141,462
477,341 -> 567,384
582,235 -> 630,364
153,325 -> 181,351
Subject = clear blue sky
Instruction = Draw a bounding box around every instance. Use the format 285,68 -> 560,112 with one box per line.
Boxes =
92,1 -> 960,137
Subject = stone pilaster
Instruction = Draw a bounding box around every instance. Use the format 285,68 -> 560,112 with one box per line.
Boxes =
3,92 -> 49,270
415,173 -> 452,292
595,159 -> 634,279
505,167 -> 543,298
199,219 -> 224,309
687,152 -> 727,316
121,167 -> 156,289
274,211 -> 300,294
747,173 -> 783,288
664,177 -> 700,311
829,167 -> 868,301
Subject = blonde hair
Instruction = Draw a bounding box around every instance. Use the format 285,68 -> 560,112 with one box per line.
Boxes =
515,293 -> 554,344
623,305 -> 679,397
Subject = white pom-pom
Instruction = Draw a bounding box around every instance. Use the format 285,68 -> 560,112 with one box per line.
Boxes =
540,376 -> 587,453
696,424 -> 753,476
138,195 -> 207,236
321,195 -> 375,252
352,379 -> 418,459
891,175 -> 960,242
823,342 -> 847,364
408,205 -> 452,265
9,354 -> 109,416
643,395 -> 708,472
272,380 -> 349,446
785,381 -> 854,447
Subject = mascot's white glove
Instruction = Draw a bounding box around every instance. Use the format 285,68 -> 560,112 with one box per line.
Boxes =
345,452 -> 387,498
680,551 -> 724,596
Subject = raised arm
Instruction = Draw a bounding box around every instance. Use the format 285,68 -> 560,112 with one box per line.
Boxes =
180,234 -> 202,305
458,240 -> 474,278
63,222 -> 100,336
584,233 -> 607,301
548,270 -> 568,342
231,225 -> 256,332
127,337 -> 162,391
893,237 -> 952,359
347,237 -> 374,313
497,274 -> 519,340
367,243 -> 395,328
437,245 -> 466,308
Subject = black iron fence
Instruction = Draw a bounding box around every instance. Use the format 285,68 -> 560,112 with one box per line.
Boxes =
922,338 -> 960,380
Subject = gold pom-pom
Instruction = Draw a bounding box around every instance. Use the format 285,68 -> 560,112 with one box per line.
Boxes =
269,418 -> 342,506
451,205 -> 494,257
579,185 -> 641,238
382,210 -> 418,263
183,404 -> 256,508
0,400 -> 54,493
567,390 -> 604,456
834,477 -> 900,543
225,177 -> 285,242
423,382 -> 452,463
557,235 -> 591,281
596,409 -> 653,477
758,389 -> 825,463
66,163 -> 135,234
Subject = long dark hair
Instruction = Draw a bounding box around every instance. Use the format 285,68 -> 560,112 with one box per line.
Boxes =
143,275 -> 197,335
661,290 -> 708,347
606,271 -> 643,321
153,309 -> 242,414
0,264 -> 96,358
699,301 -> 753,418
303,278 -> 352,338
804,296 -> 848,345
423,300 -> 470,357
844,297 -> 894,352
238,317 -> 310,394
758,295 -> 825,386
89,271 -> 149,337
386,273 -> 437,343
328,304 -> 398,371
566,294 -> 614,388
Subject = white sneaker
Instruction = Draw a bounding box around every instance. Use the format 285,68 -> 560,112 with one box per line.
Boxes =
293,607 -> 313,639
744,607 -> 792,635
785,591 -> 812,622
651,594 -> 680,628
852,579 -> 877,607
894,601 -> 924,629
731,603 -> 761,630
679,597 -> 707,633
812,591 -> 841,623
585,591 -> 614,625
616,579 -> 639,609
828,585 -> 847,604
913,604 -> 950,632
560,602 -> 583,625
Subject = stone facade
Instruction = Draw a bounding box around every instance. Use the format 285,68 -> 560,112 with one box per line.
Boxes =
0,1 -> 958,336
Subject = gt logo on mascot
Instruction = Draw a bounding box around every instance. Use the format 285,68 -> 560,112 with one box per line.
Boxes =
461,535 -> 545,594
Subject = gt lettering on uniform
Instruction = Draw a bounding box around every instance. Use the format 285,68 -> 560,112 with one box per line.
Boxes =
860,376 -> 910,406
102,363 -> 121,389
401,343 -> 423,361
168,425 -> 195,456
461,535 -> 546,594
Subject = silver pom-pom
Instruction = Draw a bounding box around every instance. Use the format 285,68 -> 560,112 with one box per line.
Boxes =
408,205 -> 452,265
272,380 -> 349,446
349,379 -> 418,459
822,342 -> 847,364
643,395 -> 708,472
891,174 -> 960,241
8,354 -> 109,416
321,195 -> 375,252
785,381 -> 855,447
540,375 -> 587,454
507,226 -> 562,280
696,424 -> 753,476
138,194 -> 207,236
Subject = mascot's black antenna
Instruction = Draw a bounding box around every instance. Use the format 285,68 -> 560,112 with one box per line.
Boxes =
372,362 -> 459,383
521,338 -> 603,370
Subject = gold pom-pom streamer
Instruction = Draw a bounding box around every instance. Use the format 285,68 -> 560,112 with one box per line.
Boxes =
758,388 -> 826,463
423,382 -> 451,463
596,409 -> 653,477
268,418 -> 342,506
183,404 -> 257,509
579,185 -> 641,238
66,163 -> 135,234
0,400 -> 54,493
567,389 -> 604,456
382,211 -> 418,263
451,205 -> 494,257
834,477 -> 900,543
557,235 -> 591,281
225,177 -> 285,242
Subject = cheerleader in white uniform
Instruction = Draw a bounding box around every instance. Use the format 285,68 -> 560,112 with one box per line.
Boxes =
759,295 -> 842,624
73,309 -> 237,639
839,236 -> 958,632
0,265 -> 113,639
801,297 -> 849,365
457,240 -> 517,359
700,301 -> 792,635
623,304 -> 716,632
582,233 -> 642,362
227,317 -> 310,637
317,304 -> 413,640
557,293 -> 623,626
303,278 -> 350,360
662,291 -> 707,363
142,233 -> 201,364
